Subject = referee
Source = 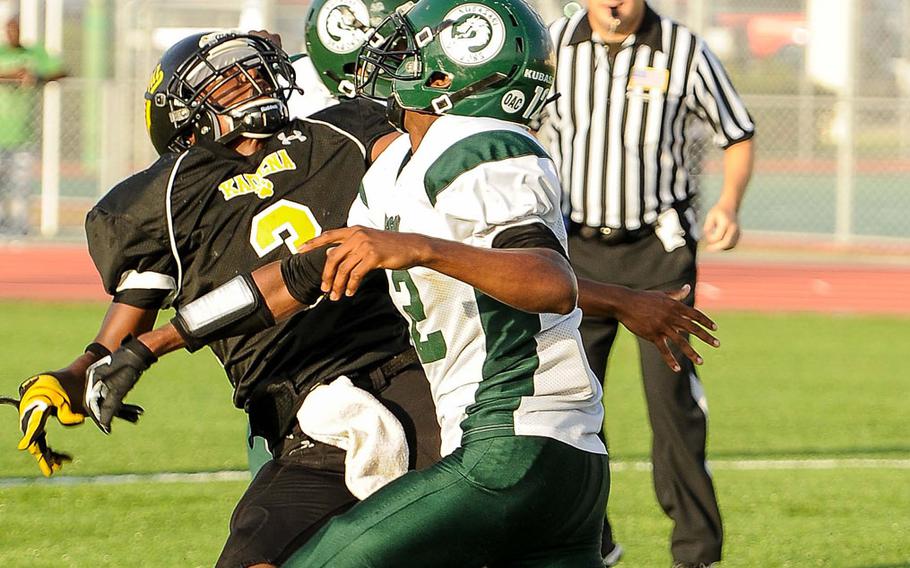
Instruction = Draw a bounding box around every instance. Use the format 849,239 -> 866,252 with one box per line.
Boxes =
538,1 -> 755,567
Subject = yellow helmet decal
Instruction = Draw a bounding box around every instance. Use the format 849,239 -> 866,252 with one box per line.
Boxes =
147,63 -> 164,95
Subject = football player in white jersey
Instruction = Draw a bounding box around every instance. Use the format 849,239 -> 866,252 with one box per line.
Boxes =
277,0 -> 611,565
287,0 -> 715,373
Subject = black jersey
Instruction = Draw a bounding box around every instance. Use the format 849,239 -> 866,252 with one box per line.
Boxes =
85,99 -> 410,408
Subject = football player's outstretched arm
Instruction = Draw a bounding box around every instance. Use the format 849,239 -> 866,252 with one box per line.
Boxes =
136,259 -> 303,358
298,226 -> 578,315
577,280 -> 720,372
126,243 -> 720,378
8,303 -> 155,475
84,257 -> 319,432
132,223 -> 577,365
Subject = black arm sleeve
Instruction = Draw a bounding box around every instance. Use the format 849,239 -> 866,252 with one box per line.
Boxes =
280,248 -> 330,306
491,223 -> 568,260
310,98 -> 394,162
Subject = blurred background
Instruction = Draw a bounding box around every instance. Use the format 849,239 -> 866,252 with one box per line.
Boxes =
1,0 -> 910,249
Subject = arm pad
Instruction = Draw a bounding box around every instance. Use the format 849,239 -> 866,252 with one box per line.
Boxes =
171,274 -> 276,352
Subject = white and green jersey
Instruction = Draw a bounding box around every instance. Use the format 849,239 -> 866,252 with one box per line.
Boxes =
287,55 -> 338,119
349,115 -> 606,457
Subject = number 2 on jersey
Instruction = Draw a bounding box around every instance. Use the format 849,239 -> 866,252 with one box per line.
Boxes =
391,270 -> 447,364
249,199 -> 322,257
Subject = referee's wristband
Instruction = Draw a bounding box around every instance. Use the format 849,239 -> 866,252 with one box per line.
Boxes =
170,274 -> 276,352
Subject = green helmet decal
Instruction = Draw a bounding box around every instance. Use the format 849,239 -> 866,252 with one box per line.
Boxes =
305,0 -> 407,97
355,0 -> 555,125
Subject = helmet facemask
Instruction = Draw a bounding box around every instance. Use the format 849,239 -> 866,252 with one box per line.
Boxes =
355,7 -> 423,102
166,34 -> 295,151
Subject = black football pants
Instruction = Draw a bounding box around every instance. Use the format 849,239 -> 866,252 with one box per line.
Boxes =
568,231 -> 723,566
216,363 -> 441,568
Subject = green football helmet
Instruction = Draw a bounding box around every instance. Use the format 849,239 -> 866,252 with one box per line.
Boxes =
355,0 -> 555,125
304,0 -> 409,97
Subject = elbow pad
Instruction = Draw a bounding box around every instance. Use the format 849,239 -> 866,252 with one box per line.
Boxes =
171,274 -> 276,352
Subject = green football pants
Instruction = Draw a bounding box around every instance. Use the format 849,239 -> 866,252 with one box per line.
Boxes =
283,435 -> 609,568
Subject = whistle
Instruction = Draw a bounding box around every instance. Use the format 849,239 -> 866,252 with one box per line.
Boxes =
608,7 -> 621,33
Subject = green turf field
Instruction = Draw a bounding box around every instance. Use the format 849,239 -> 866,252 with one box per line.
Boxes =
0,301 -> 908,567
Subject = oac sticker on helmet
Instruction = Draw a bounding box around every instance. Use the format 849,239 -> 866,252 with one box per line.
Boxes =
318,0 -> 371,54
440,4 -> 505,66
500,90 -> 525,114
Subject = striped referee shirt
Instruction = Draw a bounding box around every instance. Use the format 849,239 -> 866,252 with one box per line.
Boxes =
538,5 -> 755,233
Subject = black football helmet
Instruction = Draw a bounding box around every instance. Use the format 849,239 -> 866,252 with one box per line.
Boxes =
144,32 -> 296,155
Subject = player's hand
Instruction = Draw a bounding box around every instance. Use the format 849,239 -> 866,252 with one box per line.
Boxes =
248,29 -> 282,48
23,431 -> 73,476
7,373 -> 83,476
298,226 -> 431,301
85,337 -> 155,434
702,204 -> 740,251
615,285 -> 720,372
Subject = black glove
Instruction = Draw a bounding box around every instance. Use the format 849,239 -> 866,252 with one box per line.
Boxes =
84,337 -> 157,434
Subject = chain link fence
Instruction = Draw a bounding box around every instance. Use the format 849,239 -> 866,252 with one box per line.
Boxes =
1,0 -> 908,247
0,79 -> 41,235
691,0 -> 910,245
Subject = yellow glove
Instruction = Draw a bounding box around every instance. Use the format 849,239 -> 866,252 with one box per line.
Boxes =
16,374 -> 84,476
24,431 -> 73,476
3,372 -> 143,476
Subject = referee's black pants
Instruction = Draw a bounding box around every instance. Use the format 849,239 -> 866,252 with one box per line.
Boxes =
568,231 -> 723,565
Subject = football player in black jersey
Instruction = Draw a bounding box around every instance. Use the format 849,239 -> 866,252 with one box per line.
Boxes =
12,32 -> 441,568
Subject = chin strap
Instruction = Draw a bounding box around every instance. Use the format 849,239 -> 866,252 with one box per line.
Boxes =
199,97 -> 289,147
386,95 -> 407,132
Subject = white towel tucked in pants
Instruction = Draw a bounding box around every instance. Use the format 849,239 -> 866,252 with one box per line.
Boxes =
297,376 -> 409,499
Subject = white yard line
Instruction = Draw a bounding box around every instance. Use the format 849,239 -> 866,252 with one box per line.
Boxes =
0,470 -> 250,488
1,458 -> 908,488
609,458 -> 910,472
